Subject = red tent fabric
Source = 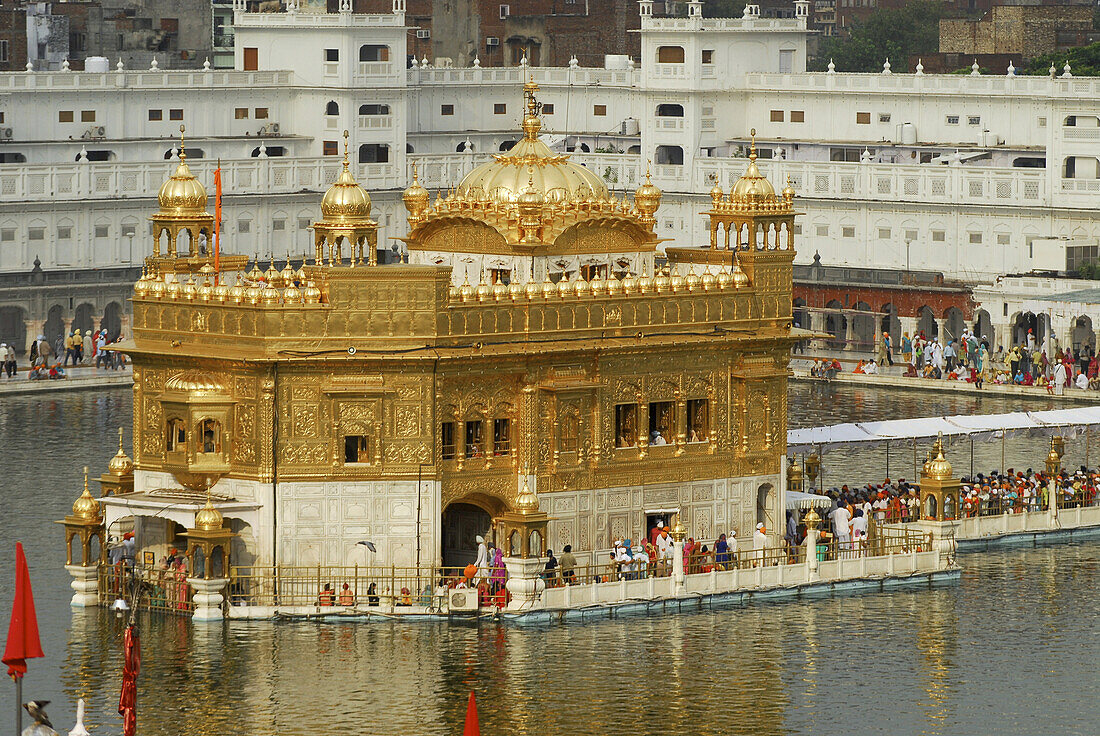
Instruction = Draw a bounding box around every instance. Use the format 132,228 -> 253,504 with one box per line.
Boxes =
463,690 -> 480,736
118,624 -> 141,736
2,542 -> 44,678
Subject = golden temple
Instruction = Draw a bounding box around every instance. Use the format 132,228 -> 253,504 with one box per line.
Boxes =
89,79 -> 806,571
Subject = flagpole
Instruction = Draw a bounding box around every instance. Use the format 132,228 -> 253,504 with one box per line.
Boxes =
15,674 -> 21,735
214,158 -> 222,284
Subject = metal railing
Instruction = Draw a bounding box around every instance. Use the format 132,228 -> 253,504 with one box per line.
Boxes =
227,564 -> 490,608
99,563 -> 194,616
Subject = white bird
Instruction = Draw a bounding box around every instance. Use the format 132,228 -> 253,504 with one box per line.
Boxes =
68,698 -> 90,736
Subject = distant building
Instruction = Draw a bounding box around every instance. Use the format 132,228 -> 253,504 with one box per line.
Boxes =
939,2 -> 1096,58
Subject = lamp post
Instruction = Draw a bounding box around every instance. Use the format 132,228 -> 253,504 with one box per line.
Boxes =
905,239 -> 912,279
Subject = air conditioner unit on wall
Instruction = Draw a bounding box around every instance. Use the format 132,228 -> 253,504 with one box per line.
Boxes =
486,36 -> 500,47
448,588 -> 478,613
416,29 -> 430,39
0,128 -> 12,140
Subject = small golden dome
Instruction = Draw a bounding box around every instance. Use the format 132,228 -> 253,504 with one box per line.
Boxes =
716,268 -> 732,289
321,132 -> 372,222
193,495 -> 224,532
669,272 -> 684,292
524,279 -> 541,300
589,273 -> 604,295
264,261 -> 281,288
475,280 -> 491,302
654,272 -> 670,293
782,175 -> 796,200
709,182 -> 724,202
295,263 -> 307,283
261,283 -> 281,305
492,281 -> 508,301
460,277 -> 474,302
508,281 -> 524,301
634,167 -> 662,216
165,277 -> 182,299
556,277 -> 572,298
213,281 -> 230,303
248,263 -> 263,281
157,142 -> 209,218
573,277 -> 591,297
165,370 -> 228,395
197,278 -> 214,301
108,428 -> 133,477
402,164 -> 430,217
303,281 -> 322,304
246,281 -> 263,305
149,274 -> 166,299
731,261 -> 750,287
606,275 -> 621,296
514,477 -> 541,515
540,275 -> 556,300
621,274 -> 637,295
229,276 -> 246,304
133,267 -> 150,299
927,447 -> 953,481
182,277 -> 198,300
280,261 -> 296,286
72,467 -> 101,522
284,284 -> 302,304
685,269 -> 700,292
732,129 -> 776,202
700,268 -> 716,291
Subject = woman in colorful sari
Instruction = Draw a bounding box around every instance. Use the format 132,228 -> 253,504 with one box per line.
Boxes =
490,547 -> 505,594
175,558 -> 189,610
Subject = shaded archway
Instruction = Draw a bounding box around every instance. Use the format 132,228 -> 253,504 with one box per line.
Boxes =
1073,315 -> 1095,351
44,305 -> 65,347
101,302 -> 123,341
824,299 -> 845,347
756,483 -> 776,530
441,499 -> 500,568
73,303 -> 95,335
917,306 -> 937,340
880,303 -> 900,343
1012,312 -> 1036,347
943,307 -> 965,344
851,302 -> 874,350
0,305 -> 26,354
974,309 -> 993,348
792,297 -> 808,330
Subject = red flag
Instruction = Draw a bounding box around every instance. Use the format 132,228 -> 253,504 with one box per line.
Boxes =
463,690 -> 479,736
118,623 -> 140,736
2,542 -> 44,679
214,161 -> 223,279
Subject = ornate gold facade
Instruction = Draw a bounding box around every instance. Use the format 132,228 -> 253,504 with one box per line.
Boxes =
103,93 -> 806,564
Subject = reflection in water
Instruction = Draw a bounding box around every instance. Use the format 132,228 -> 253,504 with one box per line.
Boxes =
2,387 -> 1099,734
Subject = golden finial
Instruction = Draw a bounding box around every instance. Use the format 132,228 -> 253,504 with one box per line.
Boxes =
645,159 -> 652,182
179,124 -> 187,161
411,161 -> 419,184
83,465 -> 89,493
749,127 -> 757,162
118,426 -> 124,452
342,129 -> 350,170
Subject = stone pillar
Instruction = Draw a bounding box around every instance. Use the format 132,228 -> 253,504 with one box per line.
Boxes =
188,577 -> 228,622
804,528 -> 819,580
898,315 -> 918,345
22,319 -> 37,356
66,564 -> 100,607
503,556 -> 545,611
670,516 -> 686,594
934,318 -> 947,343
1048,478 -> 1059,529
844,313 -> 855,351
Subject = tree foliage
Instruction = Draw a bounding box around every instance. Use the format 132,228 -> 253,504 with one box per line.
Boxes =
810,2 -> 949,73
1024,42 -> 1100,77
703,0 -> 746,19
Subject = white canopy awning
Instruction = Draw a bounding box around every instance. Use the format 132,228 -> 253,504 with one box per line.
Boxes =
788,406 -> 1100,452
786,490 -> 833,510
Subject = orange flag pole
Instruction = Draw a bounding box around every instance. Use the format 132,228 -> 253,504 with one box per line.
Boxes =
214,159 -> 222,283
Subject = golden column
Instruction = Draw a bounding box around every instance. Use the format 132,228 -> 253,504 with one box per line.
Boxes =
183,494 -> 237,622
57,467 -> 106,607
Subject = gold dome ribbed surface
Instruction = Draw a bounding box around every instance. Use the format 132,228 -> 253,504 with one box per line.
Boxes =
194,496 -> 224,531
165,370 -> 228,395
72,467 -> 100,522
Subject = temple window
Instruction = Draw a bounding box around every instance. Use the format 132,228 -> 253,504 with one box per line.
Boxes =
325,100 -> 340,116
560,414 -> 579,454
489,268 -> 511,285
441,422 -> 456,460
166,419 -> 187,452
493,418 -> 511,456
648,402 -> 674,446
614,404 -> 638,448
198,419 -> 222,454
359,44 -> 390,62
581,264 -> 606,281
465,420 -> 485,458
687,399 -> 709,443
343,435 -> 373,464
657,46 -> 685,63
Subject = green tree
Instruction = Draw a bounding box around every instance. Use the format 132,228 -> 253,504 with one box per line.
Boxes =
810,1 -> 949,72
1024,42 -> 1100,77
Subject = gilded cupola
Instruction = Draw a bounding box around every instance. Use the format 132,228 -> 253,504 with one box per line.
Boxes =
402,163 -> 430,228
157,133 -> 208,218
313,130 -> 379,266
150,125 -> 216,262
71,466 -> 101,522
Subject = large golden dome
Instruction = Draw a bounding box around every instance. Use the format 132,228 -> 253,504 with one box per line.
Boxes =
455,78 -> 609,205
731,130 -> 775,202
156,125 -> 209,217
194,495 -> 224,531
320,131 -> 372,222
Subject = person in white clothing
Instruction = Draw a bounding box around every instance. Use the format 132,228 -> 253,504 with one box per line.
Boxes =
753,523 -> 767,567
474,535 -> 488,583
831,504 -> 852,555
1054,362 -> 1067,396
851,509 -> 869,555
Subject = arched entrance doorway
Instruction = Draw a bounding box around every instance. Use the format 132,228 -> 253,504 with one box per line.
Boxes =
441,499 -> 500,568
756,483 -> 775,531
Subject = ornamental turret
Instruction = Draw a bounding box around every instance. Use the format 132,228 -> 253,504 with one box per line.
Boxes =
313,130 -> 378,266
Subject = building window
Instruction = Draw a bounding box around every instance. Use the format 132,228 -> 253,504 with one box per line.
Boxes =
1038,117 -> 1047,128
878,227 -> 891,239
343,435 -> 373,464
687,399 -> 709,442
842,226 -> 855,238
489,268 -> 511,285
121,224 -> 136,237
968,116 -> 981,126
657,45 -> 685,63
559,413 -> 579,454
1,229 -> 15,242
493,418 -> 511,456
968,232 -> 983,244
166,419 -> 187,452
542,103 -> 554,115
27,227 -> 44,241
169,109 -> 183,121
238,220 -> 251,233
441,422 -> 455,460
199,419 -> 222,455
148,109 -> 163,121
81,111 -> 95,123
235,108 -> 249,119
323,140 -> 339,156
790,110 -> 805,123
581,264 -> 607,281
614,404 -> 638,448
297,217 -> 311,230
932,230 -> 946,242
701,49 -> 714,64
57,226 -> 72,240
770,110 -> 784,122
856,112 -> 871,124
465,420 -> 484,458
879,113 -> 891,123
255,108 -> 269,119
997,232 -> 1010,245
325,49 -> 339,62
441,104 -> 454,115
946,115 -> 959,125
594,104 -> 607,116
59,111 -> 74,123
904,229 -> 918,241
815,225 -> 828,237
272,219 -> 285,231
0,41 -> 8,63
358,104 -> 389,115
648,402 -> 674,445
94,225 -> 109,238
359,44 -> 390,62
494,103 -> 506,115
358,143 -> 389,163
